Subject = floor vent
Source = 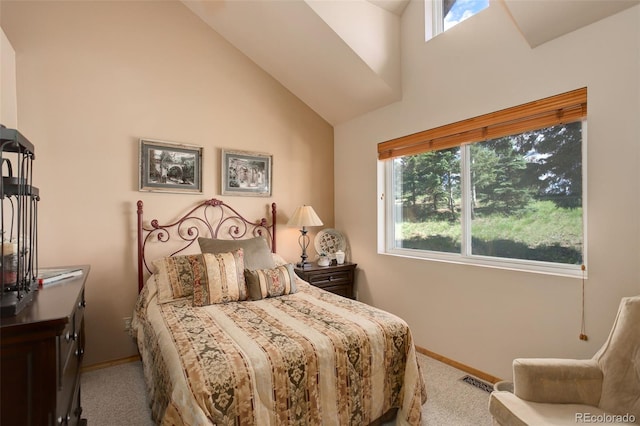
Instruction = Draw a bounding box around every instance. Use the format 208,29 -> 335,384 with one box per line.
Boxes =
460,375 -> 494,393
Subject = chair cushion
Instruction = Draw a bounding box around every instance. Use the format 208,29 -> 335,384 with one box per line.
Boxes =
489,391 -> 633,426
512,358 -> 602,405
594,295 -> 640,421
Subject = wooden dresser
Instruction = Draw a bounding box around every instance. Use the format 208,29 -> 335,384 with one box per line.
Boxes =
294,262 -> 356,299
1,265 -> 89,426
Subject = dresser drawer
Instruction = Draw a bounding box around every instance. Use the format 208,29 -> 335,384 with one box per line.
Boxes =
57,339 -> 80,424
58,321 -> 76,385
74,289 -> 86,362
56,287 -> 85,425
58,294 -> 84,385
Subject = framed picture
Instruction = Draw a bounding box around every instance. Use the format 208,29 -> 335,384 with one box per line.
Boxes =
221,149 -> 272,197
139,139 -> 203,193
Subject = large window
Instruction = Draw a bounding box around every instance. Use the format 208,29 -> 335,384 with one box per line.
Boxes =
379,89 -> 587,277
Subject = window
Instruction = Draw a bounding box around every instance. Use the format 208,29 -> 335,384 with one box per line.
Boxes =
427,0 -> 490,39
379,88 -> 587,277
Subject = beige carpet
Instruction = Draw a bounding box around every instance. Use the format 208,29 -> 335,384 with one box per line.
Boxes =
81,352 -> 493,425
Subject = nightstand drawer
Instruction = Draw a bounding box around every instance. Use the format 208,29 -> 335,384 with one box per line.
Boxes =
294,262 -> 357,299
305,270 -> 351,286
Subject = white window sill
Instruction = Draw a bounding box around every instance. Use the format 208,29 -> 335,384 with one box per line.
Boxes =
381,248 -> 586,279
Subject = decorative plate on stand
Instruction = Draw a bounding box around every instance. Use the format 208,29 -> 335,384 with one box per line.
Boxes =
314,229 -> 346,259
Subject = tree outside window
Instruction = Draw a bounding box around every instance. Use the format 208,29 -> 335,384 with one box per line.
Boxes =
391,121 -> 584,267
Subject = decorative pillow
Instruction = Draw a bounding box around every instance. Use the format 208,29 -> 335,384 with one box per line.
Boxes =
245,263 -> 298,300
192,249 -> 247,306
271,253 -> 288,267
198,236 -> 275,271
152,254 -> 206,304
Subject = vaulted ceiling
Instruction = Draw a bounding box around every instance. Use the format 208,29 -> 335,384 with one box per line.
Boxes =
181,0 -> 639,125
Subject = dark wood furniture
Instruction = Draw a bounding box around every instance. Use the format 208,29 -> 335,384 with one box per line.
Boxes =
1,265 -> 89,426
294,262 -> 356,299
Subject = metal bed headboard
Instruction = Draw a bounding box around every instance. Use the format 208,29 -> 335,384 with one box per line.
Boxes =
136,198 -> 277,292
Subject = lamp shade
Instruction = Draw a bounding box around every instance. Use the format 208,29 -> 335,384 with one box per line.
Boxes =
287,205 -> 323,227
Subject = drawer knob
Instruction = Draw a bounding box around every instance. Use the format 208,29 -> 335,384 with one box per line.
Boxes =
65,332 -> 78,342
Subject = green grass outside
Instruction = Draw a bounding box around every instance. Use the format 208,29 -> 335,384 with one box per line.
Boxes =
400,200 -> 582,250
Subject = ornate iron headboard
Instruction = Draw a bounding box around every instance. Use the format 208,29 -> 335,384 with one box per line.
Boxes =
136,199 -> 277,292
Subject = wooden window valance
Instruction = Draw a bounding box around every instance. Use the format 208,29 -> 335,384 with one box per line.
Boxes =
377,87 -> 587,160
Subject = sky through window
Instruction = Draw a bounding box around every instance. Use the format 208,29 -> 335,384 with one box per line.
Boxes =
444,0 -> 489,31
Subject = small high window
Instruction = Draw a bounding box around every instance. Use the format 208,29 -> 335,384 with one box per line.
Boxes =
427,0 -> 490,39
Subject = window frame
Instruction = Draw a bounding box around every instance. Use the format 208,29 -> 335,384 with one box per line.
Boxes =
425,0 -> 443,39
378,89 -> 588,278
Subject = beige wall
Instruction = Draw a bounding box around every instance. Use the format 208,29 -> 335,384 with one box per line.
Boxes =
5,0 -> 638,380
1,1 -> 334,366
1,27 -> 18,128
335,2 -> 640,379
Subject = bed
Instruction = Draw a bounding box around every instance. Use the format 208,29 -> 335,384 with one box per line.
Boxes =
131,199 -> 426,425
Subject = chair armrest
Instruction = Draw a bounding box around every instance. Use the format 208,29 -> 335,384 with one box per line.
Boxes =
513,358 -> 603,405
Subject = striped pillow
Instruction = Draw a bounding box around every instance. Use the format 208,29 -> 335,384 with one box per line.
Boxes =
192,249 -> 247,306
152,254 -> 203,304
244,263 -> 298,300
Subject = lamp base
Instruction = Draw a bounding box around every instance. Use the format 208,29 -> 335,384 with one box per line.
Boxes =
296,261 -> 312,269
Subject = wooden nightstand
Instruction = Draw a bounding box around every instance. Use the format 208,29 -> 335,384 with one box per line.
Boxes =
294,262 -> 357,299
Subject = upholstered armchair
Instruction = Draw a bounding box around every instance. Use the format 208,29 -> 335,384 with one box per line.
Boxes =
489,295 -> 640,425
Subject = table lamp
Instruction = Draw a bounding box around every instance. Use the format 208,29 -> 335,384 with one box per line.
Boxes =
287,205 -> 323,268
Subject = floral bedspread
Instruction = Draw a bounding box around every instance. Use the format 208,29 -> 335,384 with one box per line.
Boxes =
132,279 -> 426,425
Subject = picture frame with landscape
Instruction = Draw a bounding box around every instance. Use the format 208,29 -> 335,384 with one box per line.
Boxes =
221,149 -> 272,197
139,139 -> 203,193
